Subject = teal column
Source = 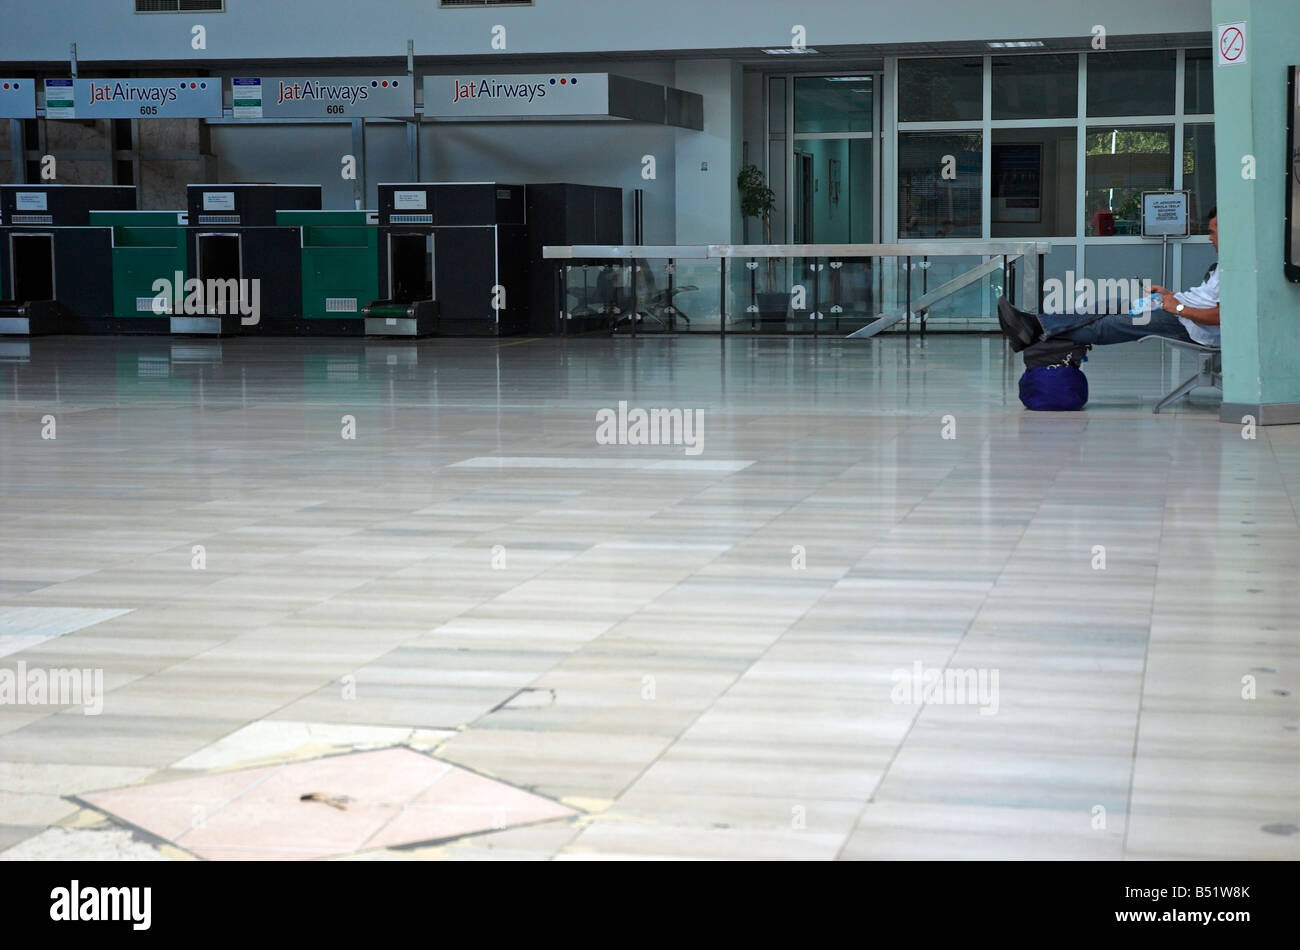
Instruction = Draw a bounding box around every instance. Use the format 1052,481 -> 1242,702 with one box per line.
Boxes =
1212,0 -> 1300,423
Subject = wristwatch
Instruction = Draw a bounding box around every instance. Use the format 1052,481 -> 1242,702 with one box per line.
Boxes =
1175,302 -> 1185,313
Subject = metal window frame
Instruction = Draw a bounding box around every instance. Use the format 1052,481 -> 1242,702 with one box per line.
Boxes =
880,47 -> 1218,298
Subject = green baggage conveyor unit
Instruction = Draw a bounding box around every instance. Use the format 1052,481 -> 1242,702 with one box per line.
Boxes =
90,210 -> 189,331
276,210 -> 380,333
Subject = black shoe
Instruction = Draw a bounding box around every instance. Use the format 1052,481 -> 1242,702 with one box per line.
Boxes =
997,296 -> 1044,352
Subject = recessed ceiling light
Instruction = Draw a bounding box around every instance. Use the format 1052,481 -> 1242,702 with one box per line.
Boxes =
825,76 -> 872,82
987,40 -> 1046,48
761,47 -> 821,55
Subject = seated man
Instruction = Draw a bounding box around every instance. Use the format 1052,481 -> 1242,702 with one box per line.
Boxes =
1003,209 -> 1220,349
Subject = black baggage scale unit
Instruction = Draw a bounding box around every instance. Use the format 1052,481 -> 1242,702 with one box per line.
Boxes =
369,183 -> 528,337
178,184 -> 321,335
0,185 -> 135,335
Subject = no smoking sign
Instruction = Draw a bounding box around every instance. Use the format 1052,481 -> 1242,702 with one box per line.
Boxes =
1217,21 -> 1247,66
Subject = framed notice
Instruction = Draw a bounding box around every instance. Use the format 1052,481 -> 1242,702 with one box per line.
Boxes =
202,192 -> 236,212
1286,66 -> 1300,282
1141,191 -> 1189,238
992,143 -> 1042,224
393,191 -> 427,211
15,192 -> 48,212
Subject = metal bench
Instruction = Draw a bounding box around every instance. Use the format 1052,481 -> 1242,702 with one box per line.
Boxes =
1140,336 -> 1222,414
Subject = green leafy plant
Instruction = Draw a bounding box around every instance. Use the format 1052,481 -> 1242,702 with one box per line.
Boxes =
737,164 -> 775,239
737,164 -> 778,291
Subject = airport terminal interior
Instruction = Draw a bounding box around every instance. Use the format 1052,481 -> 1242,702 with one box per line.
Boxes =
0,0 -> 1297,862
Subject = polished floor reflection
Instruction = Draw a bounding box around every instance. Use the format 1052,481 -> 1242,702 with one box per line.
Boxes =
0,334 -> 1296,860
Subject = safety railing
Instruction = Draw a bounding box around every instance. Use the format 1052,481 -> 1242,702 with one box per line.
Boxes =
542,242 -> 1050,338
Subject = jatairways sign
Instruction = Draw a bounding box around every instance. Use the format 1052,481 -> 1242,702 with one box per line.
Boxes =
44,78 -> 221,119
451,78 -> 549,105
424,73 -> 610,119
233,76 -> 412,119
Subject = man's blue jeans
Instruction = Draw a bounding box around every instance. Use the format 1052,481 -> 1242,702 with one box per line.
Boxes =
1037,308 -> 1193,345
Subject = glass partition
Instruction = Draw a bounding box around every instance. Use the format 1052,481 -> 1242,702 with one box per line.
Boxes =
553,244 -> 1040,338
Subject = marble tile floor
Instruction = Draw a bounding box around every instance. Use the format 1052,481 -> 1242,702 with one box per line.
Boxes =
0,334 -> 1295,860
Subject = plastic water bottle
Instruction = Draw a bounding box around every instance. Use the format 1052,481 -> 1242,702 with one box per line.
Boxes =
1129,293 -> 1163,316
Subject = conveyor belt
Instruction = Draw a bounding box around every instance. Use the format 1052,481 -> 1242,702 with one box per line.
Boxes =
0,299 -> 60,336
362,298 -> 438,337
363,302 -> 415,319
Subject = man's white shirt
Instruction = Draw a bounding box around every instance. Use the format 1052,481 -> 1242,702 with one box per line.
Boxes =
1175,263 -> 1220,346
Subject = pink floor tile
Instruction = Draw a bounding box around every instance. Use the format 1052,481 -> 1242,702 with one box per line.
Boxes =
368,767 -> 577,849
80,747 -> 577,860
82,764 -> 281,842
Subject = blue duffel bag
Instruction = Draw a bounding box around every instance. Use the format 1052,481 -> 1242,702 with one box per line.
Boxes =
1019,338 -> 1091,411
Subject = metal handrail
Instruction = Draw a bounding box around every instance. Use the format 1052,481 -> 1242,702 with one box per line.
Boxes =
543,241 -> 1051,259
543,245 -> 710,259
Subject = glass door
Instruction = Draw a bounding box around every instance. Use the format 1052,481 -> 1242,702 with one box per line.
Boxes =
791,74 -> 881,334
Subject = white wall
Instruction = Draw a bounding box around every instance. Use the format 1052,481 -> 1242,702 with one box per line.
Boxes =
0,1 -> 1213,63
674,60 -> 743,244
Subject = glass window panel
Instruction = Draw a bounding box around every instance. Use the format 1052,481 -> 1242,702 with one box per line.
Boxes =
1087,50 -> 1176,116
793,76 -> 873,133
992,54 -> 1078,119
898,132 -> 982,238
991,127 -> 1077,237
1084,126 -> 1174,235
1184,48 -> 1214,114
768,77 -> 786,134
899,58 -> 983,122
792,138 -> 873,242
1183,123 -> 1217,234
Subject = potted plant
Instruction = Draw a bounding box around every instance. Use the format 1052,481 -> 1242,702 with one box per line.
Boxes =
737,164 -> 787,328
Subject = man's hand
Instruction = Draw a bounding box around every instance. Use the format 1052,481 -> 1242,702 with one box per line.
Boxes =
1150,285 -> 1172,296
1160,294 -> 1182,314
